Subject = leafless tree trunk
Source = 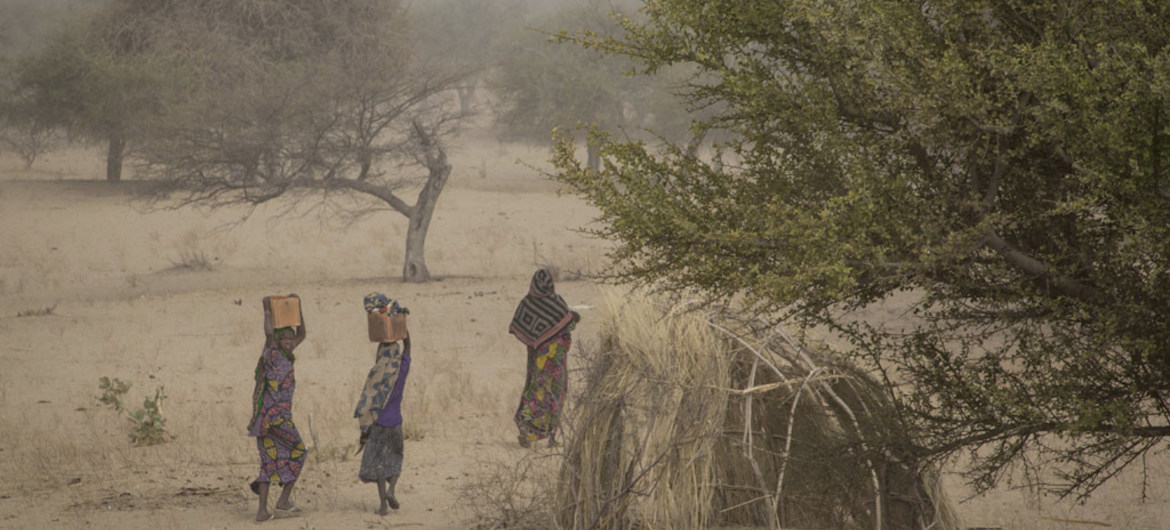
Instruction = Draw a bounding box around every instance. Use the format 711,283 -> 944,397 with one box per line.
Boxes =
106,132 -> 125,182
455,83 -> 476,115
401,122 -> 451,282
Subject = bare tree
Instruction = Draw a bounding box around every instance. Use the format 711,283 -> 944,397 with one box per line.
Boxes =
132,0 -> 470,282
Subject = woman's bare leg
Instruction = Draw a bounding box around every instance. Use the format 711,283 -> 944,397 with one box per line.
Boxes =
376,478 -> 389,515
255,482 -> 271,521
387,475 -> 399,510
275,481 -> 296,511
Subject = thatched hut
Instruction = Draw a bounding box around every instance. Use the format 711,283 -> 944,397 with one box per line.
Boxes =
555,290 -> 958,530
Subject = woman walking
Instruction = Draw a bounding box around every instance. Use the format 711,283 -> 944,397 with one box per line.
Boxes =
354,292 -> 412,515
247,294 -> 307,522
509,268 -> 580,448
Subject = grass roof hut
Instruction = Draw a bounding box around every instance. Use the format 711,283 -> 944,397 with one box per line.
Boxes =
555,290 -> 959,530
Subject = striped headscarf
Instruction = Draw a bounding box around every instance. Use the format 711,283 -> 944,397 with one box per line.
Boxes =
509,268 -> 578,348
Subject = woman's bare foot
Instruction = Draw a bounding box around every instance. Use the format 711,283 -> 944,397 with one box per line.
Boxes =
256,510 -> 274,522
388,495 -> 399,510
377,505 -> 389,516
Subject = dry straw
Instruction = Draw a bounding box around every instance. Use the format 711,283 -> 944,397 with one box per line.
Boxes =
555,288 -> 960,530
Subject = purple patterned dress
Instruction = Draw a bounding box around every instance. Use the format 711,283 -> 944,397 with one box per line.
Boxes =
248,343 -> 306,489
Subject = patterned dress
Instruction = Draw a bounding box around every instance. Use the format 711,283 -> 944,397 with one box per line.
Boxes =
509,269 -> 580,445
514,329 -> 572,443
248,343 -> 306,489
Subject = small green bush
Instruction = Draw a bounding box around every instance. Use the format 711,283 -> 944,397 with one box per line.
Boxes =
97,377 -> 170,446
97,376 -> 132,412
127,387 -> 169,446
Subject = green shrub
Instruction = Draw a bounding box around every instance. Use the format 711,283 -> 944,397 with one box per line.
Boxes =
127,387 -> 169,446
97,376 -> 131,412
97,377 -> 170,446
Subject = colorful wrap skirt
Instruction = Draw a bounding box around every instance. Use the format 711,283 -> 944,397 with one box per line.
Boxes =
250,417 -> 306,491
514,331 -> 570,443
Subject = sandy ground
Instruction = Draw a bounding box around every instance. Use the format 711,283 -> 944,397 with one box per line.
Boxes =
2,130 -> 1169,529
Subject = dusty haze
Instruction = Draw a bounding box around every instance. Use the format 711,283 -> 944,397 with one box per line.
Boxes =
2,123 -> 1169,529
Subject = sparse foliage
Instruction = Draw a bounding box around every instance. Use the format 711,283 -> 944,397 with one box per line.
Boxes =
0,69 -> 58,168
96,376 -> 131,412
486,0 -> 699,152
5,6 -> 183,181
549,0 -> 1170,501
461,456 -> 557,530
124,0 -> 468,282
409,0 -> 527,115
127,387 -> 168,446
5,0 -> 469,281
97,376 -> 169,446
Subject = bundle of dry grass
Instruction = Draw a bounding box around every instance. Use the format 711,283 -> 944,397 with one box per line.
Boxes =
555,289 -> 959,530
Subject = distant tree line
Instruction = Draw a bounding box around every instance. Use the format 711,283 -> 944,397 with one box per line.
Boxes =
0,0 -> 697,281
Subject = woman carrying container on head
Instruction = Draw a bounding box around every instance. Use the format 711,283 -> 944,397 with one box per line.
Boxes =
354,292 -> 412,515
509,268 -> 580,448
247,294 -> 307,522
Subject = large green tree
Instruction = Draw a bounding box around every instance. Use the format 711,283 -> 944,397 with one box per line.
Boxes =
551,0 -> 1170,499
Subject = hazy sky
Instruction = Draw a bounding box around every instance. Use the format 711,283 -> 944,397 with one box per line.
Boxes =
0,0 -> 601,59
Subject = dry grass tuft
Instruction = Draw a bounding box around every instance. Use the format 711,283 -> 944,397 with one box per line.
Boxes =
459,453 -> 559,530
554,289 -> 960,530
170,249 -> 214,271
16,304 -> 56,317
0,409 -> 145,493
556,289 -> 729,529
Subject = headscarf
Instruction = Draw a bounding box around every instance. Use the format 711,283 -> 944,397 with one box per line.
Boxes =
509,268 -> 578,348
